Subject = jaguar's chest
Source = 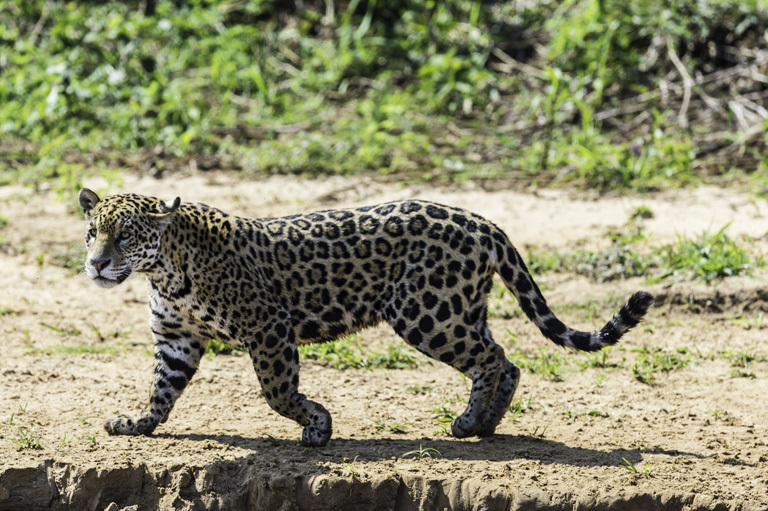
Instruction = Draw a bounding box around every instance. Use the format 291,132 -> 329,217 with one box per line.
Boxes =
148,270 -> 270,341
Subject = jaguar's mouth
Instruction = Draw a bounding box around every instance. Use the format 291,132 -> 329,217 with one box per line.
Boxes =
91,269 -> 131,288
92,276 -> 121,288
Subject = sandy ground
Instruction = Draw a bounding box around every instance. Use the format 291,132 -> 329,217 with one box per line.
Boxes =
1,173 -> 767,510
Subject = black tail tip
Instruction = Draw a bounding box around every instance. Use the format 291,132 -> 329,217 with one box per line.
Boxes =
598,291 -> 655,346
628,291 -> 654,318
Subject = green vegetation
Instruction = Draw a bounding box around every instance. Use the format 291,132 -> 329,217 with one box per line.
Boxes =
630,347 -> 690,385
526,425 -> 548,440
652,224 -> 762,283
212,335 -> 421,366
722,348 -> 768,367
29,323 -> 129,355
30,342 -> 123,356
508,395 -> 538,422
88,323 -> 133,342
207,338 -> 242,356
401,443 -> 442,459
367,418 -> 413,434
399,385 -> 434,394
341,455 -> 360,478
630,205 -> 654,221
431,405 -> 457,425
57,433 -> 73,451
0,215 -> 7,250
12,427 -> 41,450
578,349 -> 624,371
572,226 -> 654,282
526,222 -> 764,285
40,322 -> 81,337
1,1 -> 765,196
442,393 -> 467,406
265,434 -> 291,447
728,314 -> 766,330
299,335 -> 419,369
487,281 -> 523,319
729,369 -> 756,379
720,347 -> 766,379
47,243 -> 86,274
57,433 -> 72,450
433,424 -> 451,436
620,457 -> 652,478
504,343 -> 766,385
526,227 -> 653,284
509,348 -> 567,381
592,371 -> 606,388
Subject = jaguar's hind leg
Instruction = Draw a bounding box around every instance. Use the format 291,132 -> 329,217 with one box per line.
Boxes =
387,305 -> 505,438
475,359 -> 520,437
451,340 -> 506,438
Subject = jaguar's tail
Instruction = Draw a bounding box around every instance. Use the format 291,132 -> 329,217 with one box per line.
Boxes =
493,232 -> 653,351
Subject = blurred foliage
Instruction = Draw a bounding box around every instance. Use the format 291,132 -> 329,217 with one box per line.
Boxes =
526,221 -> 763,284
0,0 -> 766,195
652,223 -> 763,283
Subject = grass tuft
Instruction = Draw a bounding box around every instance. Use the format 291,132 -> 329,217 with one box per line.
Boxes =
367,418 -> 413,434
509,349 -> 567,381
401,444 -> 442,459
30,343 -> 122,356
13,427 -> 42,450
527,222 -> 762,285
207,338 -> 242,356
299,335 -> 419,370
630,347 -> 690,385
652,224 -> 762,284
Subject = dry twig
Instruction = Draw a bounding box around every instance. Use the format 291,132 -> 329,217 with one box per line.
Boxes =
666,40 -> 694,129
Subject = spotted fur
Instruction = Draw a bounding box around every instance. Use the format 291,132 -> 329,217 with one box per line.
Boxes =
78,188 -> 653,446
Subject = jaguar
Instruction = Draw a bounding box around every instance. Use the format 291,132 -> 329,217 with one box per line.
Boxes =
78,188 -> 653,446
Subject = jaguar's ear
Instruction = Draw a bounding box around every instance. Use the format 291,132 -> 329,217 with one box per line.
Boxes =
78,188 -> 100,219
148,197 -> 181,228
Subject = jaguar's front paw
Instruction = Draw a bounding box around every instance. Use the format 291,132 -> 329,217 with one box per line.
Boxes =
474,421 -> 499,438
451,414 -> 481,439
104,414 -> 138,435
104,414 -> 157,436
302,424 -> 332,447
301,405 -> 333,447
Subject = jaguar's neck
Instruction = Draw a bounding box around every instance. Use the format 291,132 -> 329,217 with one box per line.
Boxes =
142,208 -> 215,300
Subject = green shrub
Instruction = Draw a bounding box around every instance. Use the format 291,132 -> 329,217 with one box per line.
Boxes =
653,224 -> 762,283
0,0 -> 765,190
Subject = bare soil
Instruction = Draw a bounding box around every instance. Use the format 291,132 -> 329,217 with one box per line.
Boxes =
1,174 -> 767,511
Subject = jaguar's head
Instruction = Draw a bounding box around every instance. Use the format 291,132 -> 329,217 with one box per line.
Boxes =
78,189 -> 180,288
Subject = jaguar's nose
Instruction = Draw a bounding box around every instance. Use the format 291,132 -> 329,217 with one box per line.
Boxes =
90,257 -> 111,273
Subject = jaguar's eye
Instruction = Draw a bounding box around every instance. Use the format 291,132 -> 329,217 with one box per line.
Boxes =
117,231 -> 131,242
88,228 -> 97,239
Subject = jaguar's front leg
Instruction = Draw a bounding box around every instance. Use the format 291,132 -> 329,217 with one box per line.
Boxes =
105,326 -> 208,436
247,319 -> 332,447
